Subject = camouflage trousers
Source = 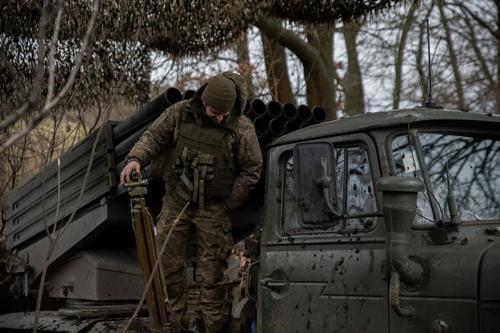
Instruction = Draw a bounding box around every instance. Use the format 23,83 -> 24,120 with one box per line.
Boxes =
156,196 -> 233,333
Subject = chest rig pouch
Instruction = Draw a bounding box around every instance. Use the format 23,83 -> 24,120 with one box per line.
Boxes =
170,106 -> 236,207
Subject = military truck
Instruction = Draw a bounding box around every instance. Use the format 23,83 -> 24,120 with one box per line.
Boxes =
1,89 -> 499,332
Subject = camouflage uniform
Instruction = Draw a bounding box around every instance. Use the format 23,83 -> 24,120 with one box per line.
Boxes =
126,72 -> 262,332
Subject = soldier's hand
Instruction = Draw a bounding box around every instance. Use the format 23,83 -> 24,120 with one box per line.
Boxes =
120,160 -> 141,184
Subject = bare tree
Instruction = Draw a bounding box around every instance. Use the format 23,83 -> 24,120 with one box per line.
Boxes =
393,0 -> 419,109
260,19 -> 297,104
453,0 -> 500,114
342,19 -> 365,115
0,0 -> 100,154
257,18 -> 337,119
305,23 -> 336,115
235,31 -> 257,101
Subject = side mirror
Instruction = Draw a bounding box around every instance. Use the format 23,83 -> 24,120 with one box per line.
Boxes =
294,142 -> 339,224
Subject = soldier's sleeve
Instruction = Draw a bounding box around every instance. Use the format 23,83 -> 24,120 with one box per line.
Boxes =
126,101 -> 184,166
224,117 -> 263,210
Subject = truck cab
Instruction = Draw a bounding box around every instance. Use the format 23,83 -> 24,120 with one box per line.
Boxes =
257,109 -> 500,333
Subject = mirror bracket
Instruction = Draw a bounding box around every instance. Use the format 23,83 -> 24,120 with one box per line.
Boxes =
319,157 -> 341,217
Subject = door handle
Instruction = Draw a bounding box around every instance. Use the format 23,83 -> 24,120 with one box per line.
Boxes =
261,278 -> 288,290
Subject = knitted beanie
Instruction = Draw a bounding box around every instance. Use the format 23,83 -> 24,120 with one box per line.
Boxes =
201,76 -> 236,114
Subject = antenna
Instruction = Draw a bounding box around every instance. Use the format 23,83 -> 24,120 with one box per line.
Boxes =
424,19 -> 443,109
425,19 -> 432,107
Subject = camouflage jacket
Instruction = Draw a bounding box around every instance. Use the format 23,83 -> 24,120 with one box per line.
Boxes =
126,72 -> 263,210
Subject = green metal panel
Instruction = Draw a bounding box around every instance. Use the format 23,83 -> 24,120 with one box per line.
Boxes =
259,242 -> 388,333
259,133 -> 388,333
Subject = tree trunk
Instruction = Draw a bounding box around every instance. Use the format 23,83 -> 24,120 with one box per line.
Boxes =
305,24 -> 336,116
343,19 -> 365,116
319,26 -> 337,114
257,18 -> 336,119
259,19 -> 296,104
437,0 -> 466,110
235,30 -> 256,100
393,0 -> 419,109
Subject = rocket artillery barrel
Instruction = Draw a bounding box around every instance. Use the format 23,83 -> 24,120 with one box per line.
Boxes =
114,127 -> 148,163
284,119 -> 300,133
247,99 -> 266,121
183,89 -> 196,100
298,104 -> 312,122
282,103 -> 298,121
113,87 -> 182,144
165,87 -> 183,104
312,106 -> 326,122
254,116 -> 270,138
112,87 -> 183,165
266,101 -> 282,119
269,118 -> 284,136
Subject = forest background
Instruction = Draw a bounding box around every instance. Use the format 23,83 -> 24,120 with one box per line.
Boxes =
1,0 -> 499,239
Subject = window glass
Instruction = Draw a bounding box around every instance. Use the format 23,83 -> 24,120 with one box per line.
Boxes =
419,133 -> 500,221
345,147 -> 377,230
282,144 -> 377,234
391,133 -> 500,223
283,155 -> 301,232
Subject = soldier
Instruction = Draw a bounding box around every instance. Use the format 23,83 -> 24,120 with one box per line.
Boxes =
120,72 -> 262,333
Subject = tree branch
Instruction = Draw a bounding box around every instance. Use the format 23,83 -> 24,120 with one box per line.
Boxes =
0,0 -> 52,132
45,0 -> 65,106
453,2 -> 499,40
0,0 -> 100,155
256,17 -> 322,73
33,98 -> 110,333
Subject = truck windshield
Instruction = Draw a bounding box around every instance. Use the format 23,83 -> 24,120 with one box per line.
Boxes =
392,132 -> 500,224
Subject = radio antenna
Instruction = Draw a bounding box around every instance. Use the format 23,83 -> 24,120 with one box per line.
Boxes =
425,19 -> 433,107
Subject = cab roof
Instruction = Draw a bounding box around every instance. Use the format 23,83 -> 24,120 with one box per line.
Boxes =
270,108 -> 500,147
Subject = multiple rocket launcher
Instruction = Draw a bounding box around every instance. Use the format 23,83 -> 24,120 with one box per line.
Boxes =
3,87 -> 327,291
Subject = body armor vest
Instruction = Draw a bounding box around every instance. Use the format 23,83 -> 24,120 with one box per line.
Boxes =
169,104 -> 236,206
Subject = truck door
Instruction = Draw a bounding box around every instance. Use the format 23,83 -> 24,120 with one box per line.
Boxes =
258,134 -> 388,333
